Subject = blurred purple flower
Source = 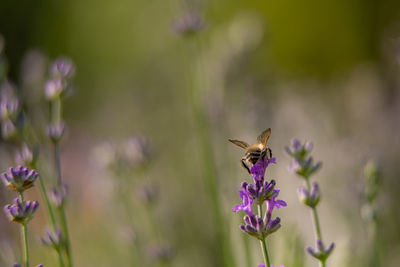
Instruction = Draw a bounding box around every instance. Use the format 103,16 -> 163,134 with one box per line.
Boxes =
46,121 -> 66,143
15,144 -> 37,167
285,139 -> 321,178
50,57 -> 75,79
47,184 -> 68,207
147,244 -> 174,262
1,119 -> 16,139
4,198 -> 39,224
0,95 -> 19,120
137,185 -> 158,204
172,11 -> 204,36
307,238 -> 334,262
1,166 -> 38,192
41,228 -> 64,249
44,79 -> 63,100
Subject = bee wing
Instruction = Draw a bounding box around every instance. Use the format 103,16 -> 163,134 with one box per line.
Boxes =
228,139 -> 249,149
257,128 -> 271,145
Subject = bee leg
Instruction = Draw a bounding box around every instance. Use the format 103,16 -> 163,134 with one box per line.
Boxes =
241,159 -> 251,174
268,148 -> 273,158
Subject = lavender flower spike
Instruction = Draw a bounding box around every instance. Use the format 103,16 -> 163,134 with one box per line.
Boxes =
46,121 -> 66,143
50,57 -> 75,79
41,228 -> 64,250
47,184 -> 68,207
44,79 -> 63,100
1,166 -> 38,192
4,198 -> 39,224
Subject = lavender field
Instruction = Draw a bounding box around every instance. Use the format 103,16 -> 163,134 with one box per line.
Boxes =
0,1 -> 400,266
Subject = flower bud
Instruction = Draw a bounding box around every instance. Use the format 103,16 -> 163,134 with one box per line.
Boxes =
44,79 -> 63,100
1,166 -> 39,192
46,121 -> 66,143
4,198 -> 39,224
48,185 -> 68,207
50,57 -> 75,79
41,228 -> 64,250
297,187 -> 310,205
1,119 -> 16,140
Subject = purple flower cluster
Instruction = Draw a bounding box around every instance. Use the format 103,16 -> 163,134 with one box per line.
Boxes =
306,238 -> 334,262
47,184 -> 68,207
41,228 -> 64,250
1,166 -> 39,192
4,198 -> 39,224
233,157 -> 286,240
44,57 -> 75,101
285,139 -> 321,178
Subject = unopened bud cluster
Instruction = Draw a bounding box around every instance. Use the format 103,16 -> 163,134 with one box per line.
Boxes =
306,238 -> 335,263
297,183 -> 320,208
1,166 -> 40,225
285,139 -> 321,178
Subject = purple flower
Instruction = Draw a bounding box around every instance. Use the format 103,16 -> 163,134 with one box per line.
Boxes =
0,95 -> 19,120
46,121 -> 66,143
44,79 -> 63,100
137,185 -> 158,204
232,189 -> 253,214
1,166 -> 38,192
250,157 -> 277,182
41,228 -> 64,249
307,238 -> 334,262
1,119 -> 16,139
172,11 -> 204,36
285,140 -> 321,178
47,184 -> 68,207
265,189 -> 287,216
15,144 -> 36,166
50,57 -> 75,79
234,156 -> 286,240
4,198 -> 39,224
147,244 -> 174,262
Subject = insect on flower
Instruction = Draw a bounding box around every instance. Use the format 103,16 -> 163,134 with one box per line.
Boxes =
229,128 -> 273,173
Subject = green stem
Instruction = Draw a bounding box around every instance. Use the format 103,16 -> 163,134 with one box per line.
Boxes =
35,170 -> 57,228
305,178 -> 322,240
185,37 -> 234,267
305,178 -> 326,267
59,206 -> 72,267
57,248 -> 66,267
53,143 -> 73,267
18,192 -> 29,267
258,204 -> 271,267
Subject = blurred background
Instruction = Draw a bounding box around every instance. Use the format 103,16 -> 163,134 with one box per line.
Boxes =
0,0 -> 400,266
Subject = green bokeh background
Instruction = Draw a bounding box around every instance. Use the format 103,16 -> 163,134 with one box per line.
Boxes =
1,0 -> 400,266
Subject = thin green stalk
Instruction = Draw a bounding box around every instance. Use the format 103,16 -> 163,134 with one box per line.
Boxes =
185,36 -> 234,267
305,178 -> 322,240
59,205 -> 72,267
18,192 -> 29,267
257,204 -> 270,267
56,248 -> 66,267
53,142 -> 73,267
305,178 -> 325,267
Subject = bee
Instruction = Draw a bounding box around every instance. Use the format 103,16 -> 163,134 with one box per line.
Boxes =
229,128 -> 272,173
